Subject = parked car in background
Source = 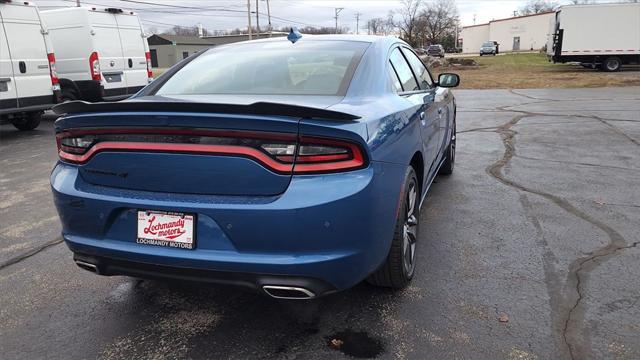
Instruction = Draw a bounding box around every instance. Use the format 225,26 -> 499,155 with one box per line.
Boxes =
426,44 -> 445,58
0,1 -> 60,131
479,41 -> 498,56
547,2 -> 640,72
51,35 -> 460,299
40,7 -> 153,102
414,47 -> 427,55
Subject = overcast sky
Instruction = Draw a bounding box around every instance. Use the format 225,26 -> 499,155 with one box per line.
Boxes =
36,0 -> 584,33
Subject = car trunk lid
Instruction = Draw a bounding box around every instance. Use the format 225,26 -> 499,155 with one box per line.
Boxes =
53,99 -> 359,196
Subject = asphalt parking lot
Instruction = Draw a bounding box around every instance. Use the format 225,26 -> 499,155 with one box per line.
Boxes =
1,87 -> 639,359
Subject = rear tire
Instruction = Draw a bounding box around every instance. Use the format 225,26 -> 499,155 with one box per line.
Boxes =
603,57 -> 622,72
367,167 -> 419,289
12,112 -> 41,131
438,122 -> 456,175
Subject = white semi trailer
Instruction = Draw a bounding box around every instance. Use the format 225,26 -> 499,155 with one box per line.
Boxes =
547,2 -> 640,71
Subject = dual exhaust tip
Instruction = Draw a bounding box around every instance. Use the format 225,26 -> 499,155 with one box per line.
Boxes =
262,285 -> 316,300
75,260 -> 100,274
74,260 -> 316,299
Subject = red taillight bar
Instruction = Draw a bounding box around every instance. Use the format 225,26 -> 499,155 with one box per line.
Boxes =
56,129 -> 367,174
58,142 -> 295,172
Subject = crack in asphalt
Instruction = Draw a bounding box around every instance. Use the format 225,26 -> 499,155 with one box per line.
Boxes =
509,89 -> 640,103
591,115 -> 640,147
513,154 -> 640,173
482,102 -> 634,359
0,237 -> 63,271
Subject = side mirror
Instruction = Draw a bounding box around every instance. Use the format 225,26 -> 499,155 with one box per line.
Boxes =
437,73 -> 460,88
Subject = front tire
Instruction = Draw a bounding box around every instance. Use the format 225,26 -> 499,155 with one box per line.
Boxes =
12,112 -> 41,131
367,167 -> 419,289
439,122 -> 456,175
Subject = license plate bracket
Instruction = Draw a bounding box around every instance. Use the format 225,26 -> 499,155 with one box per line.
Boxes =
136,210 -> 195,250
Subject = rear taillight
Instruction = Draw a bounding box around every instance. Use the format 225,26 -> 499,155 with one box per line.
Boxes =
56,129 -> 367,174
89,52 -> 101,81
47,53 -> 60,89
145,51 -> 153,80
263,136 -> 365,174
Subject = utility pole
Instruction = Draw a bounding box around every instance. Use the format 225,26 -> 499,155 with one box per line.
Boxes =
255,0 -> 260,39
76,0 -> 81,6
354,12 -> 361,35
247,0 -> 252,40
473,14 -> 476,25
266,0 -> 272,36
334,8 -> 344,34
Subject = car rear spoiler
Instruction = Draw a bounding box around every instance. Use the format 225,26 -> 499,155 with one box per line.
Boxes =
52,100 -> 360,121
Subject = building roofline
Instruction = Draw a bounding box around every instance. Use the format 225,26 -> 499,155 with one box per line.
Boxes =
462,11 -> 555,29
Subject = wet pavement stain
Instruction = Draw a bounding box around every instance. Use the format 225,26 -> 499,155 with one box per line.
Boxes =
327,330 -> 384,358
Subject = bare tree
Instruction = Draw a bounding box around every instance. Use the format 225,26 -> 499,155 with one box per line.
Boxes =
418,0 -> 459,47
367,18 -> 385,34
384,11 -> 396,35
397,0 -> 422,46
518,0 -> 559,15
165,25 -> 208,37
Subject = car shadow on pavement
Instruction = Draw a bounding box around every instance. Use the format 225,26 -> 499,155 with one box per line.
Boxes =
97,277 -> 394,359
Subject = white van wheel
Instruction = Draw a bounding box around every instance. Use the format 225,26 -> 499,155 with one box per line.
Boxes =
12,112 -> 41,131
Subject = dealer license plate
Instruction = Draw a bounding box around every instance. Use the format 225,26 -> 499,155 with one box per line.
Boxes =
136,211 -> 195,249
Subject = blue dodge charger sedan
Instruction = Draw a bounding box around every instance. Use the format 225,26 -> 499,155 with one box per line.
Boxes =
51,34 -> 459,299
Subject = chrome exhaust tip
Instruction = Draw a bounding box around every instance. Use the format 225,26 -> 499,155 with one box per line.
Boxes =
263,285 -> 316,299
75,260 -> 99,274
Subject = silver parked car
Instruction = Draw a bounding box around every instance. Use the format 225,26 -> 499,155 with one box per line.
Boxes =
426,44 -> 445,58
479,41 -> 498,56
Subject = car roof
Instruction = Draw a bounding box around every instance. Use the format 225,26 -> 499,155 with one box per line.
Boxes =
229,34 -> 400,46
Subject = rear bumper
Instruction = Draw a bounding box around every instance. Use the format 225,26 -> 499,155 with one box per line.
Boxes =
51,161 -> 407,292
72,252 -> 338,297
0,94 -> 58,117
75,80 -> 144,102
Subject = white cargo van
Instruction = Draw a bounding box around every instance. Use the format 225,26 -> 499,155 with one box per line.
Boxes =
0,0 -> 60,131
40,7 -> 152,102
547,3 -> 640,71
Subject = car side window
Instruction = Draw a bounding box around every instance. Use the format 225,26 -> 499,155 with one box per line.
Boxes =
401,47 -> 434,89
389,48 -> 419,92
387,61 -> 403,93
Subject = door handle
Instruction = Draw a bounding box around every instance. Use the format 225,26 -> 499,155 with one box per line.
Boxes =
19,61 -> 26,73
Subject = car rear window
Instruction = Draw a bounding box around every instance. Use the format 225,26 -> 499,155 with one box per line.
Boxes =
428,45 -> 440,50
154,40 -> 369,96
483,42 -> 494,47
